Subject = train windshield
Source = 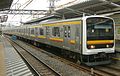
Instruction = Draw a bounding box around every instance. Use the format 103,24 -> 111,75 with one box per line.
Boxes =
86,17 -> 114,49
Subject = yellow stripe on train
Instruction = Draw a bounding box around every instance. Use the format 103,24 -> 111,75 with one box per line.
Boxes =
38,36 -> 46,39
43,21 -> 81,26
69,40 -> 75,44
30,35 -> 35,37
49,38 -> 63,42
87,40 -> 114,45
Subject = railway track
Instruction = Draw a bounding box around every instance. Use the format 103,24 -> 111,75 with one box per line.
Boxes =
94,65 -> 120,76
7,37 -> 61,76
20,41 -> 120,76
6,36 -> 120,76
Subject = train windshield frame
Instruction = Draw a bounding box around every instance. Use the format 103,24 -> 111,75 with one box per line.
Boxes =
86,17 -> 114,49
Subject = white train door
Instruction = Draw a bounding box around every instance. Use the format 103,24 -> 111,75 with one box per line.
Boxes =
35,27 -> 38,37
75,24 -> 81,53
63,25 -> 71,49
46,26 -> 50,44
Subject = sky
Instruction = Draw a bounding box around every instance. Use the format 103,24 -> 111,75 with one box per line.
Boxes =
7,0 -> 49,25
3,0 -> 86,26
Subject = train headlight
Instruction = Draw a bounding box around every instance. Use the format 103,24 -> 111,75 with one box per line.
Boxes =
106,45 -> 109,48
90,45 -> 95,49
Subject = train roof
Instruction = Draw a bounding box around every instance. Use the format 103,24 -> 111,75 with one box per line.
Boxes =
23,15 -> 112,26
39,15 -> 111,25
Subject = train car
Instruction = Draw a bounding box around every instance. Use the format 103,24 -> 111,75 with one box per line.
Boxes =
4,15 -> 115,66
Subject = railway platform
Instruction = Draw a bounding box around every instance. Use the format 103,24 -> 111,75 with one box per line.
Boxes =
0,36 -> 33,76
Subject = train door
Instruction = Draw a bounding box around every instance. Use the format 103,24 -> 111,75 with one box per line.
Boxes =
35,27 -> 38,37
28,28 -> 30,36
75,24 -> 81,53
63,25 -> 71,49
46,26 -> 50,43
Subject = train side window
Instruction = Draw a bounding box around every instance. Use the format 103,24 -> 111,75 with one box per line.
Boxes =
56,27 -> 60,37
52,27 -> 60,37
68,26 -> 71,37
31,28 -> 34,34
35,27 -> 38,35
52,27 -> 56,36
39,28 -> 44,35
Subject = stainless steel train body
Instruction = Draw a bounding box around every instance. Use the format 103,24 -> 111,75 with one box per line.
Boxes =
4,15 -> 115,66
115,26 -> 120,40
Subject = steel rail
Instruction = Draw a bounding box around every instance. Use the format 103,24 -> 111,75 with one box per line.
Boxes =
7,37 -> 61,76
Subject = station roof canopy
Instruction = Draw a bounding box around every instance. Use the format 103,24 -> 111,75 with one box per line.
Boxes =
110,0 -> 120,5
0,0 -> 13,10
23,15 -> 61,24
55,0 -> 120,19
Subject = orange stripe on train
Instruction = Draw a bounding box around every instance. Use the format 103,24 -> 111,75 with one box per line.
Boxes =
87,40 -> 114,45
49,38 -> 63,42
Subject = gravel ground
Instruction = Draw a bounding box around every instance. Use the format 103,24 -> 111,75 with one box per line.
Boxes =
15,40 -> 90,76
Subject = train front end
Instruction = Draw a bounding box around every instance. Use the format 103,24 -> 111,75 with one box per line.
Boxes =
82,16 -> 115,66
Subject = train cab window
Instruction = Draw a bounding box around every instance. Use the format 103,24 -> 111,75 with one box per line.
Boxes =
39,28 -> 44,35
52,27 -> 60,37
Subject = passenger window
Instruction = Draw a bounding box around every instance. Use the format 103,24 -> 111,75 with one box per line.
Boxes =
52,27 -> 60,37
52,27 -> 56,36
39,28 -> 44,35
31,28 -> 34,34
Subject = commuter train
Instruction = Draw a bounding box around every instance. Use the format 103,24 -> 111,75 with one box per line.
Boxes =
4,15 -> 115,66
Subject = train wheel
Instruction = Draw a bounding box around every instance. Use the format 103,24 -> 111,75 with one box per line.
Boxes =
75,54 -> 81,64
76,60 -> 81,64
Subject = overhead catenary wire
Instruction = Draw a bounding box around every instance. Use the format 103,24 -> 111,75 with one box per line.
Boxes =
56,0 -> 78,8
10,0 -> 20,9
21,0 -> 33,10
11,0 -> 33,19
19,0 -> 33,23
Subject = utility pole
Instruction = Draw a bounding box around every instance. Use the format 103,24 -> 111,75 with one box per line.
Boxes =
48,0 -> 55,15
48,0 -> 60,15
